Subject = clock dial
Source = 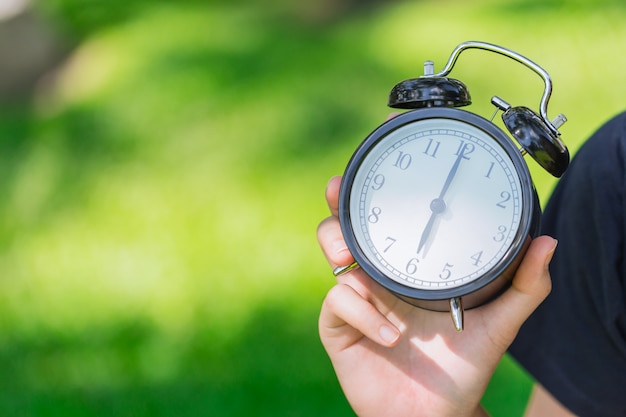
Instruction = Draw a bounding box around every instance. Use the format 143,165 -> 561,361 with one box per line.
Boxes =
348,117 -> 524,291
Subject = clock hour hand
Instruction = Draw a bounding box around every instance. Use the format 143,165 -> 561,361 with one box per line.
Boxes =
417,144 -> 467,255
417,198 -> 445,254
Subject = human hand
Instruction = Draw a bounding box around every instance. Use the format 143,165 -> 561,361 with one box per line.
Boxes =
317,176 -> 556,417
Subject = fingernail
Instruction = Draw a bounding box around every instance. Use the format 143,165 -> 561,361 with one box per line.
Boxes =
545,239 -> 558,268
379,325 -> 400,345
333,240 -> 348,255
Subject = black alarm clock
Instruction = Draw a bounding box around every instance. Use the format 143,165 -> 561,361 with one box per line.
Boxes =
333,41 -> 569,331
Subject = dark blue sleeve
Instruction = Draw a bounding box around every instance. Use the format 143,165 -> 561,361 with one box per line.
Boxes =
508,111 -> 626,417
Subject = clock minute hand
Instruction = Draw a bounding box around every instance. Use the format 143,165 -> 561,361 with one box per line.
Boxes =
417,144 -> 467,255
438,143 -> 467,200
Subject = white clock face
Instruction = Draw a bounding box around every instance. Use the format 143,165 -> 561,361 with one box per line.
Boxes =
349,117 -> 523,290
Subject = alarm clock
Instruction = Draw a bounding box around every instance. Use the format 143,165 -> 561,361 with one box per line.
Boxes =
333,41 -> 569,331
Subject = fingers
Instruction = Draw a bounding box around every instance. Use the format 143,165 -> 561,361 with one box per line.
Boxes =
317,215 -> 354,271
319,283 -> 401,351
325,176 -> 342,217
318,174 -> 401,323
318,212 -> 401,326
484,235 -> 557,347
318,176 -> 354,269
386,112 -> 401,121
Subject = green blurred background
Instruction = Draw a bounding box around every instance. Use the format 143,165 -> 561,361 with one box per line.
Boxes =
0,0 -> 624,415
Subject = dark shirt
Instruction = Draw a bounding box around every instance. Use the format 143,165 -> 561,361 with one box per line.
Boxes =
509,112 -> 626,416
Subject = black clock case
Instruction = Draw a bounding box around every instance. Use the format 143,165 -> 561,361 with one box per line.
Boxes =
338,107 -> 541,312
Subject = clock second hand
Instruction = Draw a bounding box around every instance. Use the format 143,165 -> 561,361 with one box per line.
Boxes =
417,143 -> 467,255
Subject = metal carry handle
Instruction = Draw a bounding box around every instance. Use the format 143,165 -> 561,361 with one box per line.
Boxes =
423,41 -> 564,136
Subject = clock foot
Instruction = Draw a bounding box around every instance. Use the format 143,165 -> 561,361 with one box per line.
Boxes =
332,262 -> 359,277
450,297 -> 464,331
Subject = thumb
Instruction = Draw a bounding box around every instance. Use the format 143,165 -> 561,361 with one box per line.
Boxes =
484,235 -> 557,348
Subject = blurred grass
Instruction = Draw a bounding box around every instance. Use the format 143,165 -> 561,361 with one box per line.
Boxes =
0,0 -> 625,415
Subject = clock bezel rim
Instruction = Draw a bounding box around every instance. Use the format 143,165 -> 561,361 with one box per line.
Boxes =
338,107 -> 537,302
